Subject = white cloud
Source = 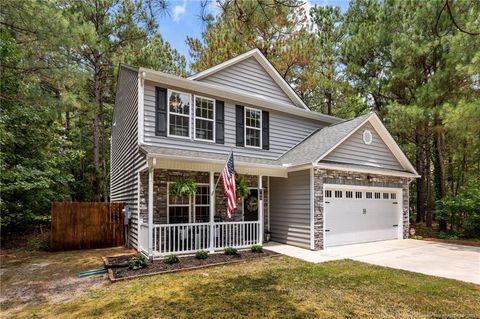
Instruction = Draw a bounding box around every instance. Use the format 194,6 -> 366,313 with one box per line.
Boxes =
173,0 -> 187,22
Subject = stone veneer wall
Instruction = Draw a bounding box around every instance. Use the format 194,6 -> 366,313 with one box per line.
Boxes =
140,169 -> 268,229
313,168 -> 413,250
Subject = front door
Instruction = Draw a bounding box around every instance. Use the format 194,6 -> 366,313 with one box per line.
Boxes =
243,189 -> 258,221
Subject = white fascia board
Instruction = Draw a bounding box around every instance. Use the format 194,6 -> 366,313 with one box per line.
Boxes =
368,113 -> 418,175
141,67 -> 339,124
315,162 -> 420,178
137,71 -> 145,144
188,48 -> 309,110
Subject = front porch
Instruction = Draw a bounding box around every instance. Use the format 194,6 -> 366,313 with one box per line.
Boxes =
137,168 -> 269,258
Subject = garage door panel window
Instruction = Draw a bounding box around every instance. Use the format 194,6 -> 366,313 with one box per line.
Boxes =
335,190 -> 342,198
325,190 -> 332,198
383,193 -> 389,199
366,192 -> 372,199
391,193 -> 397,199
346,191 -> 353,198
355,192 -> 362,198
375,192 -> 381,199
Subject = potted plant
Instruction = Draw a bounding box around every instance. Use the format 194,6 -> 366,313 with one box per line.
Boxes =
235,175 -> 250,202
169,178 -> 197,197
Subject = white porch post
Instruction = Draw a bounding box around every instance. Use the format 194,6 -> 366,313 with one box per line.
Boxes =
258,175 -> 264,245
209,171 -> 215,252
147,163 -> 154,259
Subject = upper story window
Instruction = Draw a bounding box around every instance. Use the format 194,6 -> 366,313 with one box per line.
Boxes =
194,96 -> 215,142
245,107 -> 261,148
168,90 -> 191,138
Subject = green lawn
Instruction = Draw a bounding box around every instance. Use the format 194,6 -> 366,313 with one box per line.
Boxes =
1,249 -> 479,318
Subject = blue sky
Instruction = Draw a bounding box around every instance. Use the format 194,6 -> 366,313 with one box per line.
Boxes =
158,0 -> 350,68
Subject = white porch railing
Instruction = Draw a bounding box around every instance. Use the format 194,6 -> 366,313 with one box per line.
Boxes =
146,221 -> 261,257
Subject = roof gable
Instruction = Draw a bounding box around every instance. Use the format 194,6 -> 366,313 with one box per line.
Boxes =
322,121 -> 404,171
188,49 -> 308,110
279,112 -> 418,175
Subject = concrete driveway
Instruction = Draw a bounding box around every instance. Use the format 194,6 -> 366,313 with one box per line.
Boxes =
265,239 -> 480,284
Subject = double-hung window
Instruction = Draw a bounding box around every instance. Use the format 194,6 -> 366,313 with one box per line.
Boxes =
194,185 -> 210,222
167,184 -> 190,224
245,107 -> 261,148
168,90 -> 191,138
194,96 -> 215,141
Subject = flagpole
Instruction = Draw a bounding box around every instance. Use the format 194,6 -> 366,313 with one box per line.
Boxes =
210,147 -> 234,196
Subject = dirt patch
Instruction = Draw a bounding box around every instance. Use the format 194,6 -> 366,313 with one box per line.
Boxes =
107,250 -> 280,281
0,246 -> 134,317
423,237 -> 480,247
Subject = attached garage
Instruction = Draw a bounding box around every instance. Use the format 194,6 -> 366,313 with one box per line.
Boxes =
323,185 -> 403,247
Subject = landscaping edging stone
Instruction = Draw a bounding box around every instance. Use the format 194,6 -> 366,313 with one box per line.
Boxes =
103,250 -> 281,282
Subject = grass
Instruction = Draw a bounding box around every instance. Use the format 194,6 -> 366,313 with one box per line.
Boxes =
1,248 -> 479,318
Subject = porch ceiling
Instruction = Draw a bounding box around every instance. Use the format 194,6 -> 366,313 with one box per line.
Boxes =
140,144 -> 288,177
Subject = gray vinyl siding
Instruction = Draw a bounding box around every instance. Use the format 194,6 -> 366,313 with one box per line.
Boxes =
143,81 -> 324,159
322,122 -> 404,171
197,57 -> 295,106
110,66 -> 146,249
269,169 -> 311,248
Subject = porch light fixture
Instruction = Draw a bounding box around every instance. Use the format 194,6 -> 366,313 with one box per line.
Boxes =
367,175 -> 374,183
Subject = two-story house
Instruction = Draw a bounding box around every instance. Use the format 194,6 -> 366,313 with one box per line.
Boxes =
111,49 -> 419,258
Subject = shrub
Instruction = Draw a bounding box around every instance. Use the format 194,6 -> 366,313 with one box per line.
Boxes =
410,235 -> 423,240
164,254 -> 180,264
195,250 -> 209,259
251,245 -> 263,253
436,181 -> 480,238
128,255 -> 149,270
224,247 -> 238,255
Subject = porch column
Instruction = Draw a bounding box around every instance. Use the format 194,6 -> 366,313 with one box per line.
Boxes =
209,171 -> 215,252
147,165 -> 154,259
258,175 -> 264,245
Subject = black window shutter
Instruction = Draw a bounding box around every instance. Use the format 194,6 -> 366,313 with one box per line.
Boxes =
155,87 -> 167,136
262,110 -> 269,150
236,105 -> 244,147
215,100 -> 225,144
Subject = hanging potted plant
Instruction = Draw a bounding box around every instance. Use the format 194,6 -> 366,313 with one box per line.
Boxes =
169,178 -> 197,197
235,175 -> 250,202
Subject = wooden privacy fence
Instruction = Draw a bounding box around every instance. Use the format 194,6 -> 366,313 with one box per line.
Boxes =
51,202 -> 125,250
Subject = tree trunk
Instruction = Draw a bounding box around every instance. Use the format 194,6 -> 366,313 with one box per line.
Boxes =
426,144 -> 433,228
93,60 -> 102,201
433,115 -> 447,230
326,91 -> 332,115
415,124 -> 426,223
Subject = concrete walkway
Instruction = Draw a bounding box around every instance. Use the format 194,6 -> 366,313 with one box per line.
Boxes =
264,239 -> 480,284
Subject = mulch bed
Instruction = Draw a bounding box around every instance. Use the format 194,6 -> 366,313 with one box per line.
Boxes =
103,250 -> 280,282
423,237 -> 480,247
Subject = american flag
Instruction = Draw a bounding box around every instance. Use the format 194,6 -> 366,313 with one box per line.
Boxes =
222,152 -> 236,218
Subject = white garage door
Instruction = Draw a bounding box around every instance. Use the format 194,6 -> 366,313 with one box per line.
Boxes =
324,185 -> 402,247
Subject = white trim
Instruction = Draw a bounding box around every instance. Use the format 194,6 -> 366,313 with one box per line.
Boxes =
138,71 -> 145,144
315,163 -> 419,178
309,167 -> 315,250
267,176 -> 270,232
141,67 -> 340,124
188,49 -> 309,110
136,171 -> 141,252
244,106 -> 262,149
193,94 -> 215,143
166,89 -> 192,140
